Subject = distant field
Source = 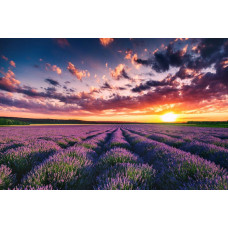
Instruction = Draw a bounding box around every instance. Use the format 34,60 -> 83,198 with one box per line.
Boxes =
0,124 -> 228,190
155,123 -> 228,128
1,123 -> 228,128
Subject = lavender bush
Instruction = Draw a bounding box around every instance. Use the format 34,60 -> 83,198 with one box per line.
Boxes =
95,163 -> 156,190
0,165 -> 16,189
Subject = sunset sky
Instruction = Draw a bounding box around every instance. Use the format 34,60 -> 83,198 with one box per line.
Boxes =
0,38 -> 227,122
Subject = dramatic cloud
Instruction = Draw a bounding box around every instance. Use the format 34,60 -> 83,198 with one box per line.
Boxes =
132,80 -> 169,93
196,38 -> 226,59
67,62 -> 89,81
0,69 -> 20,92
45,63 -> 62,75
110,64 -> 130,80
89,86 -> 100,94
45,78 -> 60,87
44,87 -> 57,93
99,38 -> 114,47
0,38 -> 228,119
136,38 -> 228,73
124,50 -> 140,69
101,82 -> 113,90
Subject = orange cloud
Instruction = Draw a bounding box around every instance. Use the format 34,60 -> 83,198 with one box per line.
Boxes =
45,63 -> 62,75
131,54 -> 141,69
174,38 -> 189,42
0,69 -> 20,91
153,48 -> 159,54
111,64 -> 125,80
9,60 -> 16,67
1,55 -> 8,61
67,62 -> 88,80
90,86 -> 100,94
99,38 -> 114,47
221,58 -> 228,68
124,50 -> 133,60
1,56 -> 16,67
181,44 -> 188,56
124,50 -> 140,69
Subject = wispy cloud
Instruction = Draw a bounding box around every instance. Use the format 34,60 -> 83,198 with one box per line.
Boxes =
45,63 -> 62,75
99,38 -> 114,47
45,78 -> 60,87
110,64 -> 131,80
67,62 -> 89,81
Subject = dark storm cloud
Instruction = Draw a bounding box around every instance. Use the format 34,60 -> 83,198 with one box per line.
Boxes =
125,83 -> 133,88
136,44 -> 188,73
136,38 -> 228,73
101,82 -> 112,90
132,80 -> 168,93
121,68 -> 131,80
132,73 -> 178,93
0,93 -> 80,114
44,87 -> 57,93
138,72 -> 155,77
63,86 -> 75,93
45,78 -> 60,87
196,38 -> 227,59
117,87 -> 127,90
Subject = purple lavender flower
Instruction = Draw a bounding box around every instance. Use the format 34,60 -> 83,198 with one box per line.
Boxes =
20,146 -> 95,190
106,128 -> 130,149
97,147 -> 142,170
181,140 -> 228,169
95,163 -> 156,190
0,165 -> 16,189
123,129 -> 228,190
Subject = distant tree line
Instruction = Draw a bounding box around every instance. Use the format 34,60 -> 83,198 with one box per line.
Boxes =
0,117 -> 135,125
0,118 -> 29,125
187,121 -> 228,124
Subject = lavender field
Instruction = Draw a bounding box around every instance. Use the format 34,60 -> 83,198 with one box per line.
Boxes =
0,124 -> 228,190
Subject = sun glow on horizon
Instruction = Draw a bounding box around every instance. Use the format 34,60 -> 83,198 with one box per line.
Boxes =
161,112 -> 178,122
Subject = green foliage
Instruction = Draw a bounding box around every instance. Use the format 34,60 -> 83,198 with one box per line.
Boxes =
0,118 -> 29,126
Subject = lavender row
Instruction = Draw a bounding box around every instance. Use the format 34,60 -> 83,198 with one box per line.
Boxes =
18,146 -> 97,190
105,128 -> 130,150
0,128 -> 113,189
122,129 -> 228,190
94,147 -> 156,190
16,129 -> 114,190
127,128 -> 228,170
93,129 -> 156,190
125,124 -> 228,148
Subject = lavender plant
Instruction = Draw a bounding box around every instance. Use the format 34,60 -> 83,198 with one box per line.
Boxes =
95,163 -> 156,190
0,165 -> 16,189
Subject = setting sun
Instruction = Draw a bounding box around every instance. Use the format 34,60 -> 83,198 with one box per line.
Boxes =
161,112 -> 178,122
